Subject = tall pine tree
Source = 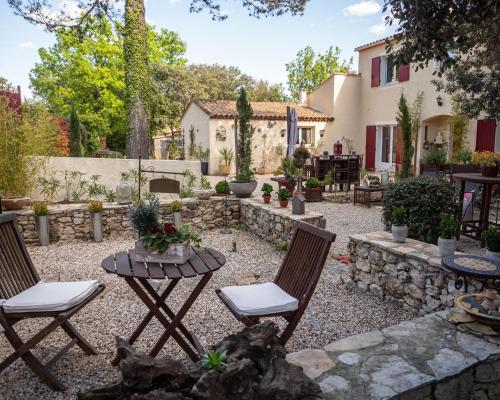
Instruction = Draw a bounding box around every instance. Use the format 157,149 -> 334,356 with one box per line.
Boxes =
236,87 -> 253,174
396,94 -> 413,179
69,107 -> 84,157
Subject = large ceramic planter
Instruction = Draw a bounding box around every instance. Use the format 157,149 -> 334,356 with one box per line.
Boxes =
485,250 -> 500,262
263,194 -> 271,204
279,199 -> 289,208
218,164 -> 231,176
391,225 -> 408,243
305,187 -> 322,202
229,181 -> 257,198
201,162 -> 209,176
2,196 -> 30,211
36,215 -> 50,246
438,237 -> 456,257
195,189 -> 215,200
481,165 -> 498,177
134,240 -> 191,264
91,212 -> 103,242
173,211 -> 183,227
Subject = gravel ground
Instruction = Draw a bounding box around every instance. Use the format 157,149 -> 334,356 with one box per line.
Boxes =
0,221 -> 413,399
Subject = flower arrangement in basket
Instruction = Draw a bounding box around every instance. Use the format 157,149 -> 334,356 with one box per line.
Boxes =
471,151 -> 500,177
128,198 -> 201,264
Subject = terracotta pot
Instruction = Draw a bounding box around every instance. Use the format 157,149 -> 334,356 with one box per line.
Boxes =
218,164 -> 231,176
279,199 -> 289,208
1,196 -> 30,210
263,194 -> 271,204
256,167 -> 271,175
481,165 -> 498,177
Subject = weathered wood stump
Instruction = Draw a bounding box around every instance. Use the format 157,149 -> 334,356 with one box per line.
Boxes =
78,321 -> 321,400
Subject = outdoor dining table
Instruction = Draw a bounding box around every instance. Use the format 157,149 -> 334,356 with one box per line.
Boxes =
101,246 -> 226,362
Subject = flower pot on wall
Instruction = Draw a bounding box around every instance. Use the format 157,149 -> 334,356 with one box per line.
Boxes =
229,181 -> 257,198
219,164 -> 231,176
481,166 -> 498,177
391,225 -> 408,243
263,194 -> 271,204
304,187 -> 322,202
2,196 -> 30,210
201,162 -> 209,176
91,212 -> 103,242
279,199 -> 289,208
36,215 -> 50,246
438,237 -> 456,257
195,189 -> 215,200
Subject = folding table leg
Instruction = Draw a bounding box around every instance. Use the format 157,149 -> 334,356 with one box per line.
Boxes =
149,273 -> 212,358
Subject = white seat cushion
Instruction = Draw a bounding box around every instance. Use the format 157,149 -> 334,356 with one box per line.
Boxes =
2,280 -> 99,314
219,282 -> 298,316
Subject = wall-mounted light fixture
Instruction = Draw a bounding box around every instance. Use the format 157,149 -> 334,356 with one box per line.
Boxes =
436,95 -> 443,107
280,129 -> 286,138
257,127 -> 263,134
320,129 -> 325,138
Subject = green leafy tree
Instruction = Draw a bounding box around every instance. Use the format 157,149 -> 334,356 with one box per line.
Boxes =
395,94 -> 412,179
385,0 -> 499,119
236,88 -> 254,174
69,107 -> 84,157
286,46 -> 352,101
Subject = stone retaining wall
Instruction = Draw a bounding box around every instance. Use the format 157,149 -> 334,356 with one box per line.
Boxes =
348,231 -> 484,314
240,198 -> 327,245
287,312 -> 500,400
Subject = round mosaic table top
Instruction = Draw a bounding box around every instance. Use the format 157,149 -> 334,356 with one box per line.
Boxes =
442,254 -> 500,279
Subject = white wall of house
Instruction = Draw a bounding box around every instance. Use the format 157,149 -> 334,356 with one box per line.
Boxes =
181,102 -> 211,159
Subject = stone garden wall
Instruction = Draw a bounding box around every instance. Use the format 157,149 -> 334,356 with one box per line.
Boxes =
348,231 -> 484,314
240,198 -> 327,245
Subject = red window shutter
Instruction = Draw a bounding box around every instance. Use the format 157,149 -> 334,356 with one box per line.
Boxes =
397,64 -> 410,82
365,126 -> 377,169
371,57 -> 381,87
475,119 -> 497,151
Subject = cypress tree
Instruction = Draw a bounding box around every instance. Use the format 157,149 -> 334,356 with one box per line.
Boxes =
69,107 -> 84,157
236,87 -> 254,173
396,93 -> 413,179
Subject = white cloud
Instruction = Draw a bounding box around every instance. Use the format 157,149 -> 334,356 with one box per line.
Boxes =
344,1 -> 381,17
369,16 -> 386,35
19,41 -> 34,48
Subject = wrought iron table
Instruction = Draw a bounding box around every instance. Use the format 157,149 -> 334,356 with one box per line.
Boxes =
101,246 -> 225,363
353,186 -> 386,208
442,254 -> 500,292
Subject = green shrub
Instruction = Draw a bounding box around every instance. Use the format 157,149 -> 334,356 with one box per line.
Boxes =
215,180 -> 230,194
422,148 -> 447,166
456,149 -> 472,164
305,177 -> 320,188
383,176 -> 457,243
32,201 -> 48,216
391,206 -> 406,226
170,200 -> 182,212
484,227 -> 500,252
88,200 -> 103,213
261,183 -> 273,195
439,213 -> 459,239
277,187 -> 292,200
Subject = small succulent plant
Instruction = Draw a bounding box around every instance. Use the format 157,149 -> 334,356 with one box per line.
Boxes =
201,350 -> 227,372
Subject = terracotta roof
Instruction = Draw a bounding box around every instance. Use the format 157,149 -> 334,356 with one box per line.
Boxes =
192,99 -> 333,122
354,36 -> 393,52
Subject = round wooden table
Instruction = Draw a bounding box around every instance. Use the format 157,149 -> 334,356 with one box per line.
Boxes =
101,246 -> 226,362
442,254 -> 500,292
454,173 -> 500,247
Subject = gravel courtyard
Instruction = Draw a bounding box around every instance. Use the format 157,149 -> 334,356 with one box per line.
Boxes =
0,204 -> 412,400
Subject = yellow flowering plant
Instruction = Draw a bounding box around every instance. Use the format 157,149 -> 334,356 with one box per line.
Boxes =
470,151 -> 500,167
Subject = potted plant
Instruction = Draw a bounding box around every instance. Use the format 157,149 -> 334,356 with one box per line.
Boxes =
484,227 -> 500,261
195,176 -> 215,200
261,183 -> 273,204
304,177 -> 322,202
129,198 -> 201,263
438,213 -> 459,257
293,146 -> 311,170
170,200 -> 183,227
197,145 -> 210,176
215,180 -> 230,196
471,151 -> 500,177
277,187 -> 292,208
32,201 -> 49,246
256,139 -> 273,175
229,169 -> 257,198
218,148 -> 233,176
89,200 -> 103,242
391,205 -> 408,243
275,157 -> 299,194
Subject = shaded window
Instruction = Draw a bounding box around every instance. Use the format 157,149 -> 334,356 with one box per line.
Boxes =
297,127 -> 314,145
381,126 -> 391,163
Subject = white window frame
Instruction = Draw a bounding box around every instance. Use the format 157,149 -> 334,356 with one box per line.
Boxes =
296,126 -> 315,146
380,55 -> 399,86
375,125 -> 397,170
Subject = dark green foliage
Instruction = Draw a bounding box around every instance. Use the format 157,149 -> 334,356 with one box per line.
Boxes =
305,177 -> 320,188
422,148 -> 447,166
484,227 -> 500,252
277,187 -> 292,200
69,107 -> 84,157
261,183 -> 273,195
456,149 -> 472,164
396,94 -> 412,178
391,206 -> 406,226
128,198 -> 160,236
215,180 -> 230,194
383,176 -> 457,244
236,88 -> 254,180
293,146 -> 311,168
439,213 -> 459,239
234,168 -> 255,183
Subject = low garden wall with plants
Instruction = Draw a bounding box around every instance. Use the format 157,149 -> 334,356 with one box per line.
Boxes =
348,231 -> 484,314
240,198 -> 326,247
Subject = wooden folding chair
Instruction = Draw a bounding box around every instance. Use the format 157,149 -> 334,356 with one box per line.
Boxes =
216,221 -> 335,345
0,213 -> 105,391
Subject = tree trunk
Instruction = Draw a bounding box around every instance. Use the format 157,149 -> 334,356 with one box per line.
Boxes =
124,0 -> 150,159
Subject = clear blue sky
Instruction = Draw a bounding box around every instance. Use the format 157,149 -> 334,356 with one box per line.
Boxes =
0,0 -> 393,98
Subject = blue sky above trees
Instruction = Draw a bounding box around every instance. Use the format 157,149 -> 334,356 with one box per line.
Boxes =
0,0 -> 393,98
